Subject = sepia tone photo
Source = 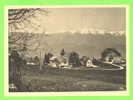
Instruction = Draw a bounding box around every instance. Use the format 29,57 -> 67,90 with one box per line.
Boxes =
6,6 -> 128,96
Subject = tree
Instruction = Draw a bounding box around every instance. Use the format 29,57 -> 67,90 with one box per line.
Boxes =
8,8 -> 49,57
69,52 -> 80,67
60,48 -> 66,56
8,8 -> 50,91
34,56 -> 40,66
9,50 -> 24,91
9,8 -> 48,25
9,8 -> 48,46
101,48 -> 121,61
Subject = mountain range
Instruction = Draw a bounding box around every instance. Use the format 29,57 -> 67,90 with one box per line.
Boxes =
9,31 -> 126,59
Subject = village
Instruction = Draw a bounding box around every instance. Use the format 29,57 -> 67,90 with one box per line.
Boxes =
9,47 -> 126,92
25,48 -> 126,70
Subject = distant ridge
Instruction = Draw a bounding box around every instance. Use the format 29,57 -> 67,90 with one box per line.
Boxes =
9,31 -> 126,59
44,29 -> 125,36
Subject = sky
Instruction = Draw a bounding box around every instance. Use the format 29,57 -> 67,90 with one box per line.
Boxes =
11,7 -> 126,33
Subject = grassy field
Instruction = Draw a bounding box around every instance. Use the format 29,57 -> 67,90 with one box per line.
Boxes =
18,66 -> 126,92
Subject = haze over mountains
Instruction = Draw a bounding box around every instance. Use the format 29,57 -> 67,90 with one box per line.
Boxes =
45,29 -> 125,36
10,31 -> 126,59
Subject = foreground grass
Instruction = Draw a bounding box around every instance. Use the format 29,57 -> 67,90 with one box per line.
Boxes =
17,66 -> 126,92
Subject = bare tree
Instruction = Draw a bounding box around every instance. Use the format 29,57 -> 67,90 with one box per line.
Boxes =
8,8 -> 49,52
8,8 -> 51,70
8,8 -> 48,24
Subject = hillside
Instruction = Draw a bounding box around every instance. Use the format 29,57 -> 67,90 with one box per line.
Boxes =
9,32 -> 126,58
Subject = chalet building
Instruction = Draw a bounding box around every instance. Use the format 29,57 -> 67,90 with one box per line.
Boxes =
104,53 -> 121,64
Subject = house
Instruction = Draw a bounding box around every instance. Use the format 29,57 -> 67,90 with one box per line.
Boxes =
101,48 -> 122,64
104,53 -> 121,64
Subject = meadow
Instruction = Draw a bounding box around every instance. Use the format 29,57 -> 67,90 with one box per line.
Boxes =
18,66 -> 126,92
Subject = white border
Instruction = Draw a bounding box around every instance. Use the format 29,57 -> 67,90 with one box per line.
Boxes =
4,5 -> 129,96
